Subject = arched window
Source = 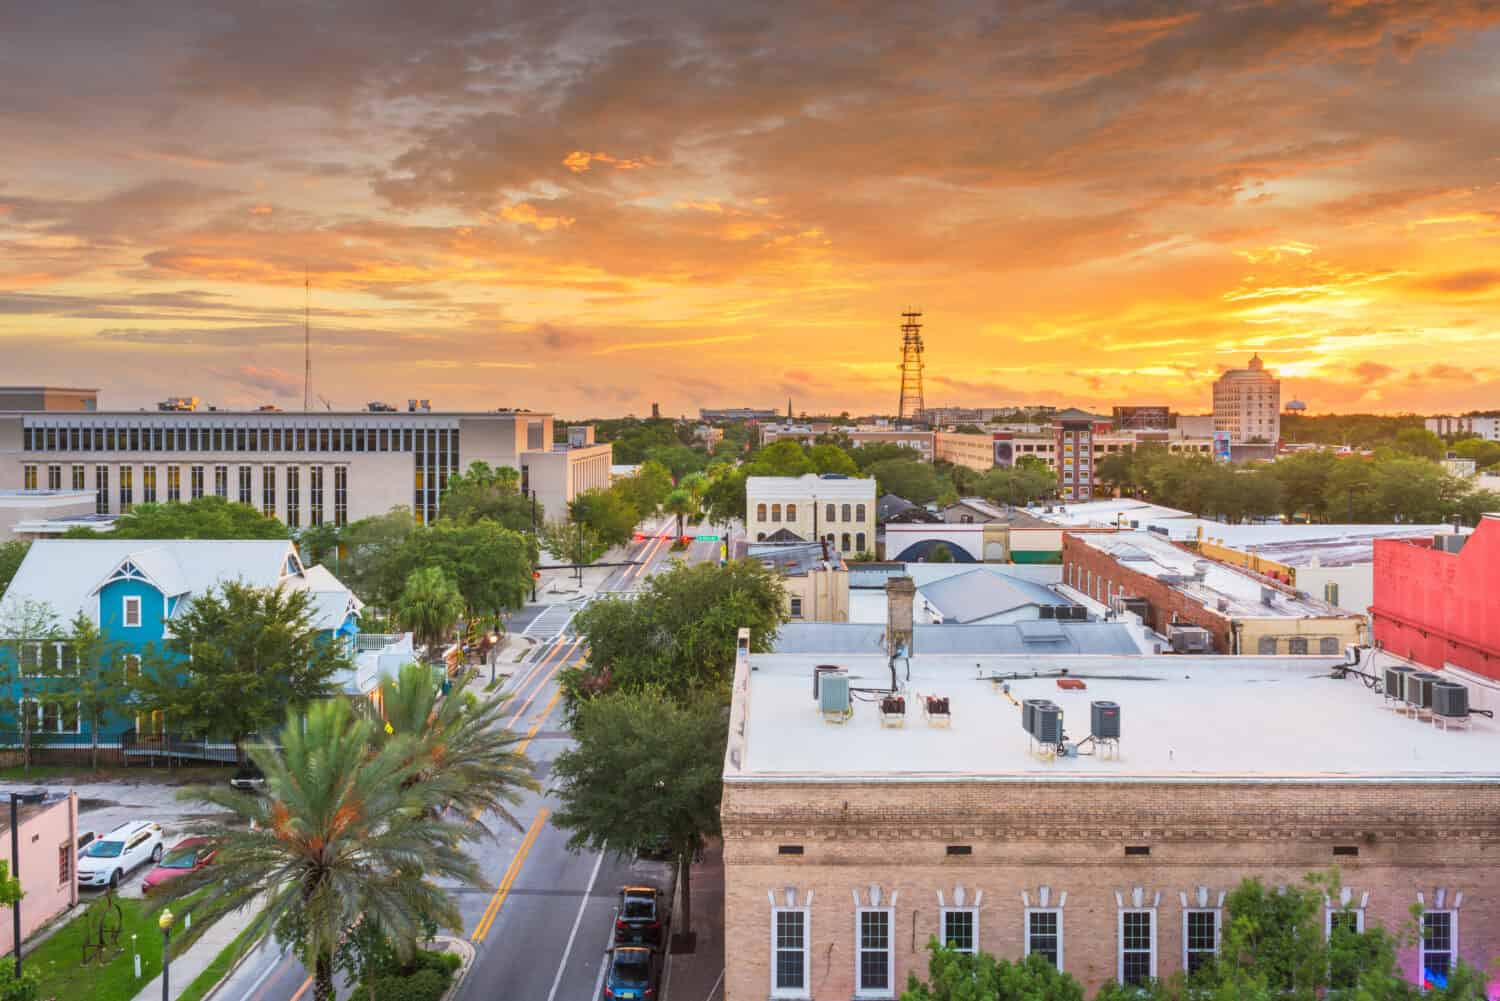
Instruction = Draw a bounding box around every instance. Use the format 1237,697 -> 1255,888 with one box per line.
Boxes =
786,503 -> 797,521
841,532 -> 851,551
756,503 -> 767,521
826,503 -> 836,521
855,503 -> 866,521
856,532 -> 866,552
771,503 -> 782,522
842,503 -> 852,521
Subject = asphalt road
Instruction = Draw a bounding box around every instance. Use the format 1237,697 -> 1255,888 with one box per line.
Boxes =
225,517 -> 723,1001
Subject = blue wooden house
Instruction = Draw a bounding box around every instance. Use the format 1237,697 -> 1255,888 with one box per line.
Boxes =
0,539 -> 364,741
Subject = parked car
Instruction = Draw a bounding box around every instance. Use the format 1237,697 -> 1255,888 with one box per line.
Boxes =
230,760 -> 266,792
78,821 -> 164,890
602,946 -> 658,1000
614,886 -> 665,947
141,837 -> 217,895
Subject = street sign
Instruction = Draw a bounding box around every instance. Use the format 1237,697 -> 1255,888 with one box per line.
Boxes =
695,534 -> 722,541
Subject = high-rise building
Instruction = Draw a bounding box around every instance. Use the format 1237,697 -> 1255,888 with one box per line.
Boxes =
1212,355 -> 1280,444
1052,409 -> 1108,501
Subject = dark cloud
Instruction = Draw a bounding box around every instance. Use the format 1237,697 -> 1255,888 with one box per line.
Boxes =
1415,269 -> 1500,294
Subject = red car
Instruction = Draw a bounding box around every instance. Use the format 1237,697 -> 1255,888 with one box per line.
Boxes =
141,838 -> 216,895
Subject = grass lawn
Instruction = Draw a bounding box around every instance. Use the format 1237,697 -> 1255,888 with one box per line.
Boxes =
25,889 -> 228,1001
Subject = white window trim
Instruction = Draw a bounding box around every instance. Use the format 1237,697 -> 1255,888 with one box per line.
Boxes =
939,906 -> 979,955
1118,908 -> 1157,986
1420,910 -> 1458,988
1024,907 -> 1064,970
1325,906 -> 1366,938
123,595 -> 141,628
855,906 -> 895,999
789,597 -> 804,619
770,906 -> 810,1000
1182,908 -> 1221,973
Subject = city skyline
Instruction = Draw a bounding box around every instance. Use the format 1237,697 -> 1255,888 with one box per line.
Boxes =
4,3 -> 1500,415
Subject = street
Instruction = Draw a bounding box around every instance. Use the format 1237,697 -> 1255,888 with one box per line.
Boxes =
221,516 -> 726,1001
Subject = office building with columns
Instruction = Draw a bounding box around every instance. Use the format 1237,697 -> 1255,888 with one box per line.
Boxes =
0,409 -> 609,528
1213,355 -> 1281,444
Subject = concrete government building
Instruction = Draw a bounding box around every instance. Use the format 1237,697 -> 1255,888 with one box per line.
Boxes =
722,607 -> 1499,998
0,409 -> 610,528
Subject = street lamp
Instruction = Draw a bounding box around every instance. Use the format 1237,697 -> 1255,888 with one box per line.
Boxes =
9,789 -> 46,979
158,908 -> 175,1001
487,631 -> 500,685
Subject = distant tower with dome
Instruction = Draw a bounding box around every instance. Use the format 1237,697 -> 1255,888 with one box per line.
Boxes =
1212,354 -> 1281,443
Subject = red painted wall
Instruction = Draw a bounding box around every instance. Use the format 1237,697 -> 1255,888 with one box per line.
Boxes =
1371,517 -> 1500,682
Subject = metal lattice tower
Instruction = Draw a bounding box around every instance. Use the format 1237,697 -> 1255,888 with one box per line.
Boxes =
897,310 -> 925,421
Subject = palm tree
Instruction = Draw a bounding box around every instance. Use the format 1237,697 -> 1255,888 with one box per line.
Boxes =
679,471 -> 709,513
663,488 -> 695,540
395,566 -> 466,662
377,662 -> 539,832
157,700 -> 484,1001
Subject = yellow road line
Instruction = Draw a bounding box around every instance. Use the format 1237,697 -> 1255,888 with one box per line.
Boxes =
515,689 -> 563,756
504,637 -> 579,730
471,807 -> 550,942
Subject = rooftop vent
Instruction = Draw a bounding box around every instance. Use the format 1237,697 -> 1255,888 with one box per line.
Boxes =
813,664 -> 842,701
1216,597 -> 1230,613
1168,625 -> 1213,654
1260,586 -> 1277,607
819,672 -> 851,722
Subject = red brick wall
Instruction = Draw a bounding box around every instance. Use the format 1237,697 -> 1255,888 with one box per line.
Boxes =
1371,519 -> 1500,682
1062,534 -> 1233,651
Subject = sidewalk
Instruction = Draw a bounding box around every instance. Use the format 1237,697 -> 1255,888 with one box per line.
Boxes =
665,839 -> 725,1001
131,896 -> 263,1001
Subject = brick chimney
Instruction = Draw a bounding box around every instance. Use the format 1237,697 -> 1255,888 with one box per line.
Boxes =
885,575 -> 916,658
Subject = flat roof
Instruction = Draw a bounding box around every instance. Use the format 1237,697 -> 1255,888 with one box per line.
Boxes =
8,410 -> 550,418
731,652 -> 1500,783
1073,530 -> 1355,619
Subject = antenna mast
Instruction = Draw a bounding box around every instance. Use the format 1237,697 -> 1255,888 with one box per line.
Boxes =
303,269 -> 311,412
897,309 -> 925,422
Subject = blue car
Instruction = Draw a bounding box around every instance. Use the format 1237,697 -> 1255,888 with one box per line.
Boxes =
603,946 -> 657,1000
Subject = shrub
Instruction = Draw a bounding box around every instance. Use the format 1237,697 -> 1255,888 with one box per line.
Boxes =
360,948 -> 460,1001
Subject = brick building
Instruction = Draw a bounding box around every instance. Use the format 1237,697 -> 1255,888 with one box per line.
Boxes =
721,624 -> 1500,1000
1371,515 -> 1500,712
1062,530 -> 1364,655
1052,409 -> 1108,501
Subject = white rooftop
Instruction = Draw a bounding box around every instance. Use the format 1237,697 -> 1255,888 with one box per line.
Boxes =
1074,530 -> 1356,619
746,474 -> 876,499
730,652 -> 1500,783
1027,499 -> 1197,528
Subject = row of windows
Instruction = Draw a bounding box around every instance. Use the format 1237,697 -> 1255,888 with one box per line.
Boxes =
34,464 -> 353,527
767,904 -> 1450,998
754,502 -> 869,523
21,424 -> 456,455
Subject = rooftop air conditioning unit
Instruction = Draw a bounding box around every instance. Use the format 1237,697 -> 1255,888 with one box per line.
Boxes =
1090,700 -> 1121,739
1034,703 -> 1063,744
819,672 -> 851,715
1432,682 -> 1469,719
1168,625 -> 1213,654
1406,671 -> 1442,709
1384,665 -> 1416,702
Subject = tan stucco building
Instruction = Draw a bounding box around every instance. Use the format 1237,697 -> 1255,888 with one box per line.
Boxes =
0,409 -> 610,528
747,474 -> 877,558
747,541 -> 849,622
722,628 -> 1499,999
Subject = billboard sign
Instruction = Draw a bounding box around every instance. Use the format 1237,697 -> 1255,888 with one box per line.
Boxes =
1212,430 -> 1232,463
992,433 -> 1014,468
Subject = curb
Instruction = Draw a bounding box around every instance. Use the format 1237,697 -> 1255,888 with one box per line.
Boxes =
200,927 -> 270,1001
431,934 -> 478,1001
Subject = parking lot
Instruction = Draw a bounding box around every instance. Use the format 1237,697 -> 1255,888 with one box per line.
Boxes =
1,769 -> 234,899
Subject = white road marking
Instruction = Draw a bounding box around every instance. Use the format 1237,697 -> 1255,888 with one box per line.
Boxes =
544,849 -> 607,1001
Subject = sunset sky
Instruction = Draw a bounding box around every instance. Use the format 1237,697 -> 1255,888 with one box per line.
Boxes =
3,1 -> 1499,417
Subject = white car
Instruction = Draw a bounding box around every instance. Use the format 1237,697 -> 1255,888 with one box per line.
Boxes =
78,821 -> 164,890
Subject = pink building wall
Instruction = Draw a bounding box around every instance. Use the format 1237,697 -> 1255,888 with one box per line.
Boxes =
0,792 -> 78,955
1371,517 -> 1500,683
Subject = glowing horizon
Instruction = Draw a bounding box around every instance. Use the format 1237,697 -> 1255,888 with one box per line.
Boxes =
2,3 -> 1498,417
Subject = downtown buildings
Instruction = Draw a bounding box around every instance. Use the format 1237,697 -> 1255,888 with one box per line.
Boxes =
1212,354 -> 1281,444
745,474 -> 877,558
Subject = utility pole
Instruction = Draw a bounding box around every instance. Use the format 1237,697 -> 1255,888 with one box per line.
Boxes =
303,269 -> 312,412
531,491 -> 539,601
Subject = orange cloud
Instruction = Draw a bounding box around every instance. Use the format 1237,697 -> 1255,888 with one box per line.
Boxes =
563,151 -> 653,173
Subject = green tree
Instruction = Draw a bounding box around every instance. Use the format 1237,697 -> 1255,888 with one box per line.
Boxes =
902,943 -> 1085,1001
397,519 -> 536,625
1450,437 -> 1500,471
567,559 -> 787,704
337,509 -> 419,606
745,439 -> 816,477
1268,450 -> 1336,521
1392,427 -> 1444,460
395,567 -> 466,662
850,442 -> 926,471
66,613 -> 132,770
437,461 -> 531,531
679,471 -> 711,512
868,459 -> 945,505
552,692 -> 725,951
0,598 -> 61,770
0,540 -> 28,595
613,461 -> 674,519
928,543 -> 955,563
157,701 -> 485,1001
140,583 -> 347,747
1370,458 -> 1464,523
541,519 -> 608,584
86,495 -> 289,539
1456,488 -> 1500,527
643,444 -> 709,480
376,663 -> 538,832
702,467 -> 749,525
1096,450 -> 1136,498
570,488 -> 642,548
979,465 -> 1057,506
297,523 -> 343,571
663,487 -> 696,540
808,443 -> 859,476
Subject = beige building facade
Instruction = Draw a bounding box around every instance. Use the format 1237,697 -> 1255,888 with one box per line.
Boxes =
933,431 -> 998,472
0,410 -> 609,528
1213,355 -> 1281,443
746,474 -> 877,558
722,637 -> 1500,1000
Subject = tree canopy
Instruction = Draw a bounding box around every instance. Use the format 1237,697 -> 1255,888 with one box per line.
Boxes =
140,582 -> 347,744
0,540 -> 27,595
437,461 -> 531,531
74,495 -> 289,539
569,487 -> 642,547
